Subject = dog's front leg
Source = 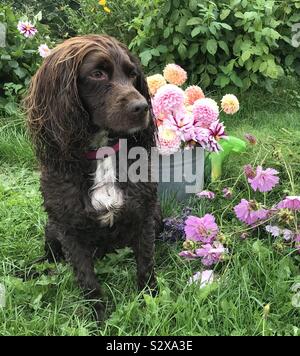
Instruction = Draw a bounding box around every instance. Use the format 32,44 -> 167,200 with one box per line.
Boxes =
133,219 -> 157,294
61,234 -> 105,321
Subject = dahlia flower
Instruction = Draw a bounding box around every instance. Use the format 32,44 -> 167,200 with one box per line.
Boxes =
147,74 -> 167,96
163,64 -> 187,86
17,21 -> 37,38
156,125 -> 181,155
234,199 -> 269,225
185,86 -> 205,105
152,84 -> 185,117
193,98 -> 219,128
221,94 -> 240,115
184,214 -> 219,244
277,196 -> 300,211
248,166 -> 279,193
195,242 -> 227,266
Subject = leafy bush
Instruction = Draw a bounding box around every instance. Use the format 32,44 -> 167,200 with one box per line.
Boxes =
129,0 -> 300,91
62,0 -> 147,45
0,4 -> 53,115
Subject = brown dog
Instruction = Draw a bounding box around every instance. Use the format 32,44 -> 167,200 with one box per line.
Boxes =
25,35 -> 162,321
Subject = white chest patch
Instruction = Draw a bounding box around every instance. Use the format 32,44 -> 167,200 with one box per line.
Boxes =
90,156 -> 124,227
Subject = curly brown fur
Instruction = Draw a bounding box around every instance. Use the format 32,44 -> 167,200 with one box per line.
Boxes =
25,35 -> 162,321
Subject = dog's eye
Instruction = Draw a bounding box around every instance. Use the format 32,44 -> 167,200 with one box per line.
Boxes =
129,69 -> 138,79
90,70 -> 107,80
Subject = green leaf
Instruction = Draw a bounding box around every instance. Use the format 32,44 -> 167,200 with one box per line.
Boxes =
201,72 -> 211,88
139,50 -> 152,66
207,64 -> 218,75
218,41 -> 230,55
1,54 -> 11,61
14,67 -> 27,79
191,26 -> 202,38
220,23 -> 233,31
230,72 -> 244,87
178,43 -> 187,59
187,17 -> 202,26
188,44 -> 199,59
206,39 -> 218,55
220,9 -> 231,20
285,55 -> 294,67
157,45 -> 168,54
151,48 -> 160,57
241,49 -> 252,62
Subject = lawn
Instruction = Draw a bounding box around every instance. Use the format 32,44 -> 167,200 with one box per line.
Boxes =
0,78 -> 299,336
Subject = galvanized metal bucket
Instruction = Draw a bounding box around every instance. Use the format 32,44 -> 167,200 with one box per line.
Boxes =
157,147 -> 205,201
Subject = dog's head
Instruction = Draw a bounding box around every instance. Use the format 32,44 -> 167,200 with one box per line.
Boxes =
78,37 -> 150,134
25,35 -> 155,165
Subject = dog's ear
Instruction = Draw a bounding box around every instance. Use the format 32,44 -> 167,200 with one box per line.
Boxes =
25,47 -> 90,166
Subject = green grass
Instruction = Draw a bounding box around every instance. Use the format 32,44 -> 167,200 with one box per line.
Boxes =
0,79 -> 299,336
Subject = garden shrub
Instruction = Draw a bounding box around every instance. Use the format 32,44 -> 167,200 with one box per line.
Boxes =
0,4 -> 52,115
129,0 -> 300,91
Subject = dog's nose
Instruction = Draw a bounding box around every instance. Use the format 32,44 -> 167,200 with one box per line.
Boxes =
129,100 -> 149,115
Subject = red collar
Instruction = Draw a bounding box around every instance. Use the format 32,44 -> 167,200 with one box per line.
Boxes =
85,141 -> 120,160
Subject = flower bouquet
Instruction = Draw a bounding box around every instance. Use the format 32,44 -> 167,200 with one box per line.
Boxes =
147,64 -> 241,199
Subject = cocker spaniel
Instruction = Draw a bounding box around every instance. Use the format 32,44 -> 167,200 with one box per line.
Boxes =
25,35 -> 162,321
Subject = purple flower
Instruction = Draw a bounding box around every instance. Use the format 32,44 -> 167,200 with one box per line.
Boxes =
222,188 -> 233,199
184,214 -> 219,243
277,196 -> 300,211
234,199 -> 269,225
196,190 -> 215,200
178,250 -> 198,260
195,242 -> 227,266
17,21 -> 38,38
248,166 -> 279,193
188,270 -> 214,287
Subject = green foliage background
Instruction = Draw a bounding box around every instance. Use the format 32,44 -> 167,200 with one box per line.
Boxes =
0,0 -> 300,113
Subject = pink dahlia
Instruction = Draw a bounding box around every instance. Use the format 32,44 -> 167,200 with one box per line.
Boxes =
277,196 -> 300,211
17,21 -> 38,38
153,84 -> 185,117
185,86 -> 205,105
163,64 -> 187,86
203,120 -> 228,153
195,242 -> 227,266
184,214 -> 219,243
248,166 -> 279,193
234,199 -> 269,225
193,98 -> 219,128
156,124 -> 181,155
166,110 -> 194,137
